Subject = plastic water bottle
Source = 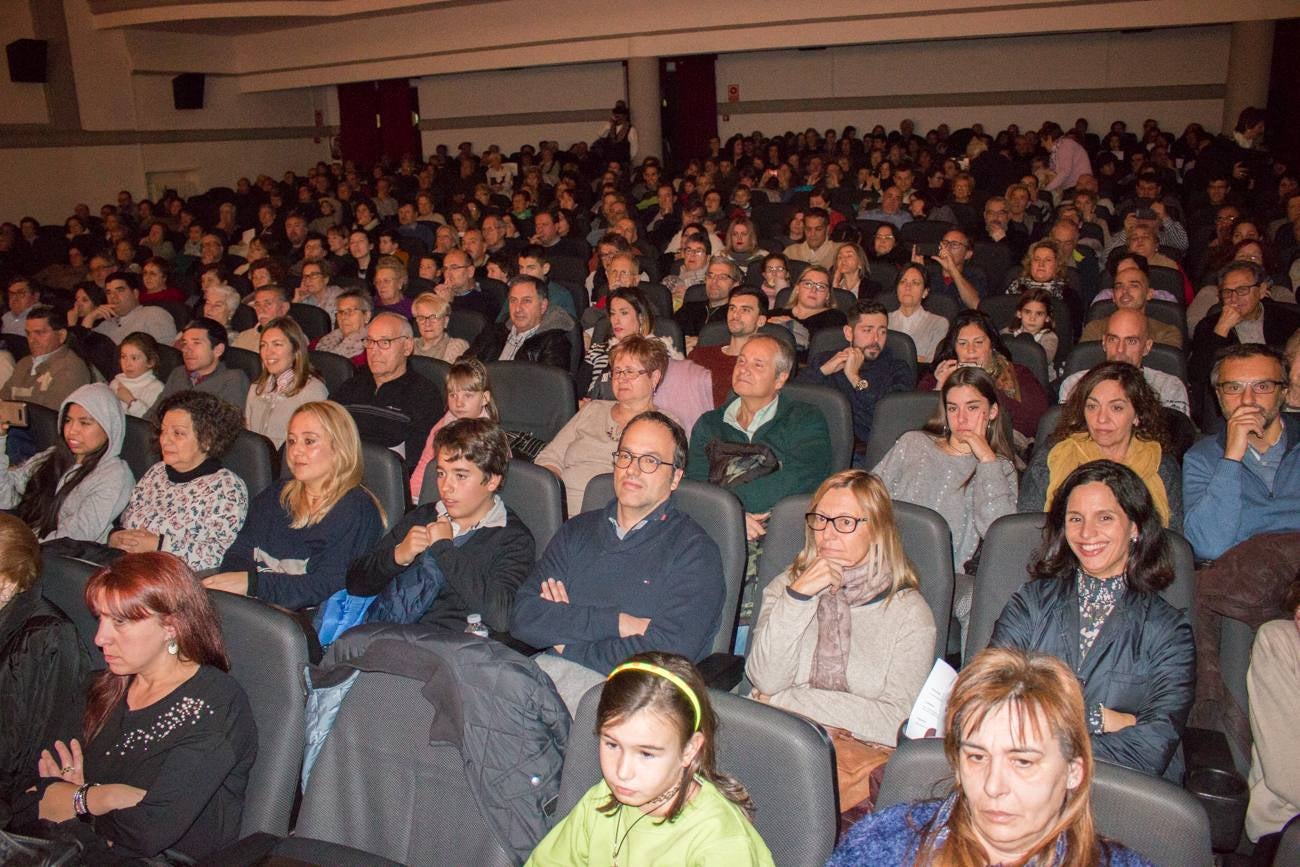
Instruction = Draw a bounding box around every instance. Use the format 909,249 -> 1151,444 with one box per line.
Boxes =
465,613 -> 489,639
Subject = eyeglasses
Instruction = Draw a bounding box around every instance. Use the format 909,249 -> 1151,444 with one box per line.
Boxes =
337,307 -> 365,316
939,240 -> 968,250
805,512 -> 870,534
413,313 -> 448,324
1216,380 -> 1286,395
683,247 -> 708,256
302,271 -> 324,280
798,279 -> 830,293
706,272 -> 736,282
612,450 -> 675,473
763,266 -> 788,274
1221,283 -> 1261,299
362,336 -> 409,350
609,368 -> 649,381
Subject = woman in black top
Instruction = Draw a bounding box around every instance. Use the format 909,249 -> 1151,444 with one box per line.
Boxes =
35,552 -> 256,861
766,264 -> 847,357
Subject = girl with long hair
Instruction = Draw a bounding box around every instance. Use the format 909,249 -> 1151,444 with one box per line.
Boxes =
527,652 -> 774,866
410,359 -> 500,502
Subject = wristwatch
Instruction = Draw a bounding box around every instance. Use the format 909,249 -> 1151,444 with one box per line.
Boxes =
853,377 -> 870,392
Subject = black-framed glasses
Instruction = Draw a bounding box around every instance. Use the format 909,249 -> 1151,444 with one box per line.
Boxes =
612,450 -> 675,473
798,279 -> 830,292
413,313 -> 448,324
361,336 -> 409,350
1216,380 -> 1286,395
1221,283 -> 1261,299
805,512 -> 869,534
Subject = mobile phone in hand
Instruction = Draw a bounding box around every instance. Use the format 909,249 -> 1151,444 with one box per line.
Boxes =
0,400 -> 29,427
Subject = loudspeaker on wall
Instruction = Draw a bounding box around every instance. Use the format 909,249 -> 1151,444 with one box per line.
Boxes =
6,39 -> 48,84
172,73 -> 205,110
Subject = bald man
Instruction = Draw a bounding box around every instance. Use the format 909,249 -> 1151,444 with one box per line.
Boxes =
1059,308 -> 1190,416
1081,264 -> 1182,349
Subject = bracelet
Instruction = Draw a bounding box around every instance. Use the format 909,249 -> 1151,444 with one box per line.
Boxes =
73,782 -> 100,816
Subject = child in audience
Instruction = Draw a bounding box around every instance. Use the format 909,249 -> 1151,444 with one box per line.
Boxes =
526,652 -> 775,866
409,359 -> 499,502
1001,286 -> 1059,365
109,331 -> 164,418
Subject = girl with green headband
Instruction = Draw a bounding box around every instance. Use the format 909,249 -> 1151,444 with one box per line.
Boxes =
526,651 -> 775,866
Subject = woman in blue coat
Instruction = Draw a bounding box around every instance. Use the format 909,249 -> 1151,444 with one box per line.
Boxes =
989,460 -> 1194,778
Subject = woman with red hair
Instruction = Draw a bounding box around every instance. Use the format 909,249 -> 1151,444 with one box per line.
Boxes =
34,552 -> 256,862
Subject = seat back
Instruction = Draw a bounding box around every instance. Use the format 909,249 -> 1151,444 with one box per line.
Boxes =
966,514 -> 1198,660
1063,341 -> 1188,384
223,346 -> 263,383
448,309 -> 489,343
309,349 -> 358,394
121,414 -> 156,480
290,303 -> 332,342
486,361 -> 575,441
154,344 -> 183,384
407,355 -> 450,406
780,383 -> 853,471
582,474 -> 746,657
697,320 -> 731,347
876,738 -> 1213,867
1004,333 -> 1050,391
1088,299 -> 1188,341
39,555 -> 103,669
360,440 -> 408,523
23,401 -> 60,451
207,590 -> 309,838
898,220 -> 954,246
754,494 -> 953,659
220,429 -> 277,498
1219,617 -> 1255,775
862,391 -> 939,470
1031,404 -> 1063,463
558,683 -> 838,867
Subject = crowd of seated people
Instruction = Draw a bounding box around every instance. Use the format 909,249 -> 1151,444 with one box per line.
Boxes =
0,107 -> 1297,863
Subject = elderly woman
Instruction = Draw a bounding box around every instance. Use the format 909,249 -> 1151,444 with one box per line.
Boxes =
35,553 -> 256,862
314,288 -> 372,366
110,391 -> 248,571
411,292 -> 469,363
0,514 -> 89,827
830,647 -> 1156,865
201,283 -> 242,340
1020,362 -> 1182,532
537,334 -> 676,515
245,316 -> 329,448
205,400 -> 384,609
747,470 -> 935,759
922,309 -> 1050,442
139,257 -> 184,305
992,460 -> 1195,778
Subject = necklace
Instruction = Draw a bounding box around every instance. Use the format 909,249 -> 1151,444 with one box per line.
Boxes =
611,784 -> 680,866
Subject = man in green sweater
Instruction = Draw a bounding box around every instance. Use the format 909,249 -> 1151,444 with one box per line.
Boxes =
687,334 -> 832,541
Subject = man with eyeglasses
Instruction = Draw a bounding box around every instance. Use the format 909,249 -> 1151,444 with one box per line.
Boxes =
3,277 -> 38,337
231,284 -> 290,352
1190,261 -> 1300,404
439,248 -> 504,322
918,229 -> 985,310
782,207 -> 839,270
510,411 -> 724,712
331,311 -> 441,470
675,255 -> 740,340
975,195 -> 1030,263
1183,344 -> 1300,560
1059,309 -> 1190,416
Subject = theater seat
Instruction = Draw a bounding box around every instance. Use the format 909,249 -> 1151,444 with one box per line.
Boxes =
697,320 -> 731,347
781,381 -> 853,471
155,344 -> 183,384
220,429 -> 277,498
222,346 -> 263,384
360,440 -> 409,523
309,349 -> 357,393
487,360 -> 575,441
806,327 -> 919,387
754,494 -> 954,660
1003,332 -> 1051,391
39,555 -> 104,669
875,737 -> 1213,867
22,401 -> 59,451
206,590 -> 308,838
449,309 -> 489,344
1063,341 -> 1188,383
121,414 -> 156,479
407,355 -> 450,405
862,391 -> 940,470
559,681 -> 838,867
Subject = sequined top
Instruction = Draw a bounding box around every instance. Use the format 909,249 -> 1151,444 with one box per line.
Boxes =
84,665 -> 257,860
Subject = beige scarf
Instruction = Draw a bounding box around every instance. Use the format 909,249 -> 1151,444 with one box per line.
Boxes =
809,546 -> 893,692
1045,432 -> 1171,526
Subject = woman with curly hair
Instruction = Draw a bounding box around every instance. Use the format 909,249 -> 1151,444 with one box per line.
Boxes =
1019,361 -> 1182,531
110,391 -> 249,570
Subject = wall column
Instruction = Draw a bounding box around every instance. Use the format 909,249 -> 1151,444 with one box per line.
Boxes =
1221,20 -> 1274,134
626,55 -> 662,163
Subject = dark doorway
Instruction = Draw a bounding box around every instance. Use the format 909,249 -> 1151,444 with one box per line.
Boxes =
659,55 -> 718,171
336,78 -> 422,166
1267,19 -> 1299,174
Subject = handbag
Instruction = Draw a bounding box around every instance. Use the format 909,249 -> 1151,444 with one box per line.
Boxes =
826,726 -> 894,813
704,440 -> 779,489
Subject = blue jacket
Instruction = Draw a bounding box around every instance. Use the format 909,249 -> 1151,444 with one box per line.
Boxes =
796,347 -> 913,445
829,796 -> 1156,866
989,575 -> 1195,778
1182,413 -> 1300,560
508,498 -> 724,673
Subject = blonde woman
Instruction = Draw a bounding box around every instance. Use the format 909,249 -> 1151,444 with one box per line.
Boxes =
411,292 -> 469,362
409,359 -> 499,501
747,470 -> 935,748
244,316 -> 329,447
204,401 -> 384,609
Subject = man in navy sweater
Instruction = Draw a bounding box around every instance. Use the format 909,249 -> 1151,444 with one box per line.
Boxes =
509,411 -> 725,712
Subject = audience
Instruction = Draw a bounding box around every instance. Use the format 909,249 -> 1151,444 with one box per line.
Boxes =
0,514 -> 90,829
346,419 -> 533,634
991,460 -> 1194,778
467,275 -> 573,369
410,292 -> 469,362
86,271 -> 177,346
205,401 -> 384,609
688,285 -> 768,407
830,647 -> 1155,866
1026,361 -> 1183,530
108,331 -> 164,418
36,553 -> 256,862
1183,344 -> 1299,560
1244,579 -> 1300,857
0,383 -> 132,543
798,300 -> 913,458
1060,309 -> 1191,415
687,334 -> 831,540
747,470 -> 935,753
537,335 -> 673,515
111,391 -> 248,571
511,411 -> 724,711
315,288 -> 373,366
245,316 -> 329,448
527,652 -> 773,866
886,263 -> 948,364
156,318 -> 249,410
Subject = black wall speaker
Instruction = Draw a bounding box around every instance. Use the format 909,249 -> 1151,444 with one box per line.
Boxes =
172,73 -> 205,110
6,39 -> 48,84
